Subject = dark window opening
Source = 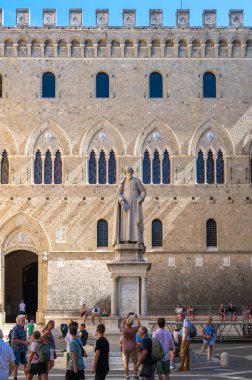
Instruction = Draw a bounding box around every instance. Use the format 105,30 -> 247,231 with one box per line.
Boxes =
97,219 -> 108,247
96,72 -> 109,98
206,219 -> 217,247
42,72 -> 55,98
203,72 -> 216,98
152,219 -> 163,247
150,72 -> 163,98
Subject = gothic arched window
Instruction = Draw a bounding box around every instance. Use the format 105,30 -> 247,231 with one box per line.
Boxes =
42,72 -> 55,98
44,150 -> 52,184
162,150 -> 170,184
203,72 -> 216,98
34,150 -> 42,184
206,150 -> 214,184
54,150 -> 62,184
152,219 -> 163,247
196,150 -> 205,184
97,219 -> 108,247
206,219 -> 217,247
1,150 -> 9,184
98,150 -> 106,184
108,150 -> 116,184
149,72 -> 163,98
152,150 -> 160,184
216,150 -> 224,184
143,150 -> 151,184
96,72 -> 109,98
89,150 -> 96,184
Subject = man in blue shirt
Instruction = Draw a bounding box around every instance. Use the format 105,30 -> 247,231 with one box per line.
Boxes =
136,326 -> 155,380
12,315 -> 29,380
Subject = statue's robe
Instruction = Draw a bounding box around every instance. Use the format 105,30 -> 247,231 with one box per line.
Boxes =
113,176 -> 146,246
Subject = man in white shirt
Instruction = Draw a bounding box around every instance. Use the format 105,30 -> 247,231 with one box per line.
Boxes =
19,300 -> 26,315
153,318 -> 174,380
176,313 -> 190,371
0,329 -> 16,379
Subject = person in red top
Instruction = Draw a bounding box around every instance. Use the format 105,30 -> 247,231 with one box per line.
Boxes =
121,314 -> 141,380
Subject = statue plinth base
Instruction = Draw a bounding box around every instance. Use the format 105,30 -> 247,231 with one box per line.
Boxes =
107,243 -> 151,318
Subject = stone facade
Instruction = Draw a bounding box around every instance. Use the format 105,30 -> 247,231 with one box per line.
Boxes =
0,8 -> 251,323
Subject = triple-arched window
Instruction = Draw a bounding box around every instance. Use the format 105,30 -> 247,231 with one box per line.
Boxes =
143,149 -> 170,184
89,150 -> 116,184
97,219 -> 108,247
42,72 -> 56,98
206,219 -> 217,248
34,150 -> 62,184
149,72 -> 163,98
196,150 -> 224,184
152,219 -> 163,247
96,72 -> 109,98
203,72 -> 216,98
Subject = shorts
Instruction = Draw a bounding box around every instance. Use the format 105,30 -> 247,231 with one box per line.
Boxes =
28,362 -> 48,375
122,350 -> 138,365
157,360 -> 170,375
95,372 -> 108,380
203,336 -> 216,346
14,351 -> 28,366
50,348 -> 55,361
65,369 -> 85,380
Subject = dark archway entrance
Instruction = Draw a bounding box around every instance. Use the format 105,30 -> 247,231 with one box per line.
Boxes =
5,250 -> 38,322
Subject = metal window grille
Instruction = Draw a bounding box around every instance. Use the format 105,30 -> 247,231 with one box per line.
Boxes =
34,150 -> 42,184
196,150 -> 204,184
108,150 -> 116,184
206,219 -> 217,247
97,219 -> 108,247
152,219 -> 163,247
150,72 -> 163,98
89,150 -> 96,184
99,150 -> 106,184
44,150 -> 52,184
216,150 -> 224,184
54,150 -> 62,184
206,150 -> 214,184
203,72 -> 216,98
162,150 -> 170,184
96,72 -> 109,98
152,150 -> 160,184
42,72 -> 55,98
1,150 -> 9,184
143,150 -> 151,184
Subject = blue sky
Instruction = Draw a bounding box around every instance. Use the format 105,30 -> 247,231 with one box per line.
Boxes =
1,0 -> 252,27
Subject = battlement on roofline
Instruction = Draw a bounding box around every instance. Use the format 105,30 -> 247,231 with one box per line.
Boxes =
0,8 -> 248,29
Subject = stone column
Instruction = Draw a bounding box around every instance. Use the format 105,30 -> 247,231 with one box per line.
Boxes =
27,43 -> 31,57
53,43 -> 58,58
40,43 -> 45,57
13,43 -> 18,57
67,44 -> 71,58
160,43 -> 165,58
187,43 -> 192,58
147,44 -> 152,58
134,43 -> 138,58
241,44 -> 246,58
173,43 -> 179,58
80,43 -> 84,58
0,44 -> 4,57
111,276 -> 118,315
141,276 -> 147,315
228,44 -> 232,58
107,43 -> 111,58
93,43 -> 98,58
120,43 -> 125,58
214,44 -> 219,58
201,44 -> 206,58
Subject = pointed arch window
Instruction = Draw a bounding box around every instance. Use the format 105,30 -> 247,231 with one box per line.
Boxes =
42,72 -> 55,98
203,72 -> 216,98
89,150 -> 97,184
216,150 -> 224,184
108,150 -> 116,184
54,150 -> 62,184
150,72 -> 163,98
206,219 -> 217,248
196,150 -> 205,184
96,72 -> 109,98
143,150 -> 151,184
1,150 -> 9,184
162,150 -> 170,184
34,150 -> 42,184
152,150 -> 161,184
152,219 -> 163,247
206,150 -> 214,184
98,150 -> 106,184
44,150 -> 52,184
97,219 -> 108,247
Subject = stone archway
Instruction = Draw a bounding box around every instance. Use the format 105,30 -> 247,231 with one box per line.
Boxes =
0,212 -> 50,324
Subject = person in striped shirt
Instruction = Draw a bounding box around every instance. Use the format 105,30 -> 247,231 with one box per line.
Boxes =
0,329 -> 16,379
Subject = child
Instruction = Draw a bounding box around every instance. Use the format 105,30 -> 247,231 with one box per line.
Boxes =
92,324 -> 109,380
27,320 -> 35,339
25,330 -> 48,380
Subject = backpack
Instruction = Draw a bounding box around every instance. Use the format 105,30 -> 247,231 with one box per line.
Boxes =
188,322 -> 197,339
38,342 -> 51,363
8,329 -> 13,346
151,338 -> 165,363
61,324 -> 68,337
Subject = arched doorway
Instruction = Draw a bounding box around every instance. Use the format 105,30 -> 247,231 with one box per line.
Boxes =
5,250 -> 38,323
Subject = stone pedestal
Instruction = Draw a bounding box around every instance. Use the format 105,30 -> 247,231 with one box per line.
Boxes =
107,243 -> 151,318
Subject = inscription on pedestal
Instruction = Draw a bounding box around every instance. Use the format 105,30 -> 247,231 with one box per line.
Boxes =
119,277 -> 139,317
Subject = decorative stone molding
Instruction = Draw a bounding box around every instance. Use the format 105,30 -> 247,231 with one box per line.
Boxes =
96,9 -> 109,28
149,9 -> 163,28
43,9 -> 56,27
202,9 -> 217,28
123,9 -> 136,28
229,9 -> 243,28
69,9 -> 83,27
176,9 -> 190,28
16,8 -> 30,27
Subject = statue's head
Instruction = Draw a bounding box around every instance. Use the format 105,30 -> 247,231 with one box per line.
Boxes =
124,166 -> 134,180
